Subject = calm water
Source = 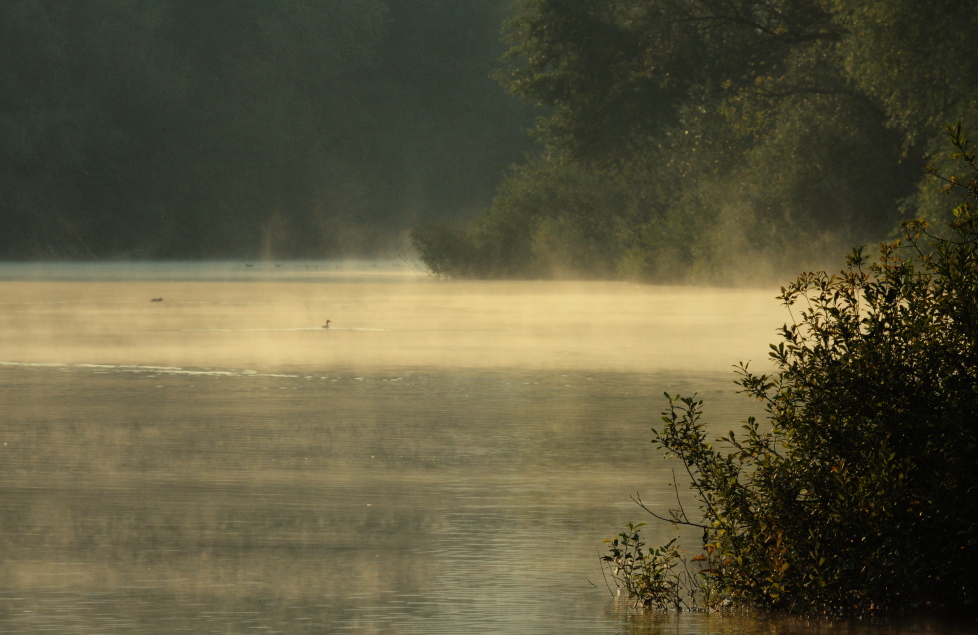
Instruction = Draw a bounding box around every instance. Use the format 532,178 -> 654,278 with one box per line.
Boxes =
0,263 -> 969,634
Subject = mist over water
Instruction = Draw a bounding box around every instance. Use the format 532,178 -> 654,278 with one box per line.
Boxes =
0,262 -> 781,373
0,263 -> 963,634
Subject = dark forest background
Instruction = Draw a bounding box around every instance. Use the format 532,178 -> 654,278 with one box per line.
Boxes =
414,0 -> 978,283
0,0 -> 532,259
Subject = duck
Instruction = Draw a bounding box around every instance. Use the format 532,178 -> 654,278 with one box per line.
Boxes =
322,319 -> 331,329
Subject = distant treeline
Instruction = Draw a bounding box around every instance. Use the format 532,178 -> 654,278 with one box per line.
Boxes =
414,0 -> 978,283
0,0 -> 532,259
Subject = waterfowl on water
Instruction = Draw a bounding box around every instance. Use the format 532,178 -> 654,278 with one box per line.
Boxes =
323,319 -> 331,329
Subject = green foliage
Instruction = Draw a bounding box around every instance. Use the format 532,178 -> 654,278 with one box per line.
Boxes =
411,222 -> 488,278
609,128 -> 978,614
414,157 -> 651,279
830,0 -> 978,144
601,524 -> 699,611
418,0 -> 976,282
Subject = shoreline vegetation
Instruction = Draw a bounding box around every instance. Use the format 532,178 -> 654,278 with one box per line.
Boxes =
414,0 -> 978,285
602,125 -> 978,617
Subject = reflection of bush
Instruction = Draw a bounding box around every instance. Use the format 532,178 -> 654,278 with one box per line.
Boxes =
608,127 -> 978,615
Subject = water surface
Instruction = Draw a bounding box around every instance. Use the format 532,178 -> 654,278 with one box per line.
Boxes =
0,263 -> 963,634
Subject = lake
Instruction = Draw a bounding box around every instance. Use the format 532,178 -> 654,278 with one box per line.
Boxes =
0,262 -> 968,634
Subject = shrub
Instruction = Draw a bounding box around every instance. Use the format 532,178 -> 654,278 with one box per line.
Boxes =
412,158 -> 640,279
602,524 -> 698,612
410,222 -> 485,277
605,123 -> 978,615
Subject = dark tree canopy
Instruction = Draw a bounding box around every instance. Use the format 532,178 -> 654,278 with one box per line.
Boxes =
415,0 -> 977,283
497,0 -> 845,161
0,0 -> 533,259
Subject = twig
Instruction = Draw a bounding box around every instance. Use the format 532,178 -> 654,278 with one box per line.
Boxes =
598,551 -> 617,598
632,492 -> 709,529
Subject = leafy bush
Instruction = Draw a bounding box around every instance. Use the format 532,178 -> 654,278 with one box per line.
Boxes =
606,124 -> 978,615
410,222 -> 486,278
602,524 -> 698,612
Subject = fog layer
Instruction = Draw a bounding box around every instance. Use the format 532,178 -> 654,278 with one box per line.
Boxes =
0,267 -> 781,373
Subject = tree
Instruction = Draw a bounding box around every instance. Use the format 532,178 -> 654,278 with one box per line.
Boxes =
417,0 -> 929,283
0,0 -> 532,259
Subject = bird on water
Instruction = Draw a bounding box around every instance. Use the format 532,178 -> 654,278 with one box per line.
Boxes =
323,319 -> 331,329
